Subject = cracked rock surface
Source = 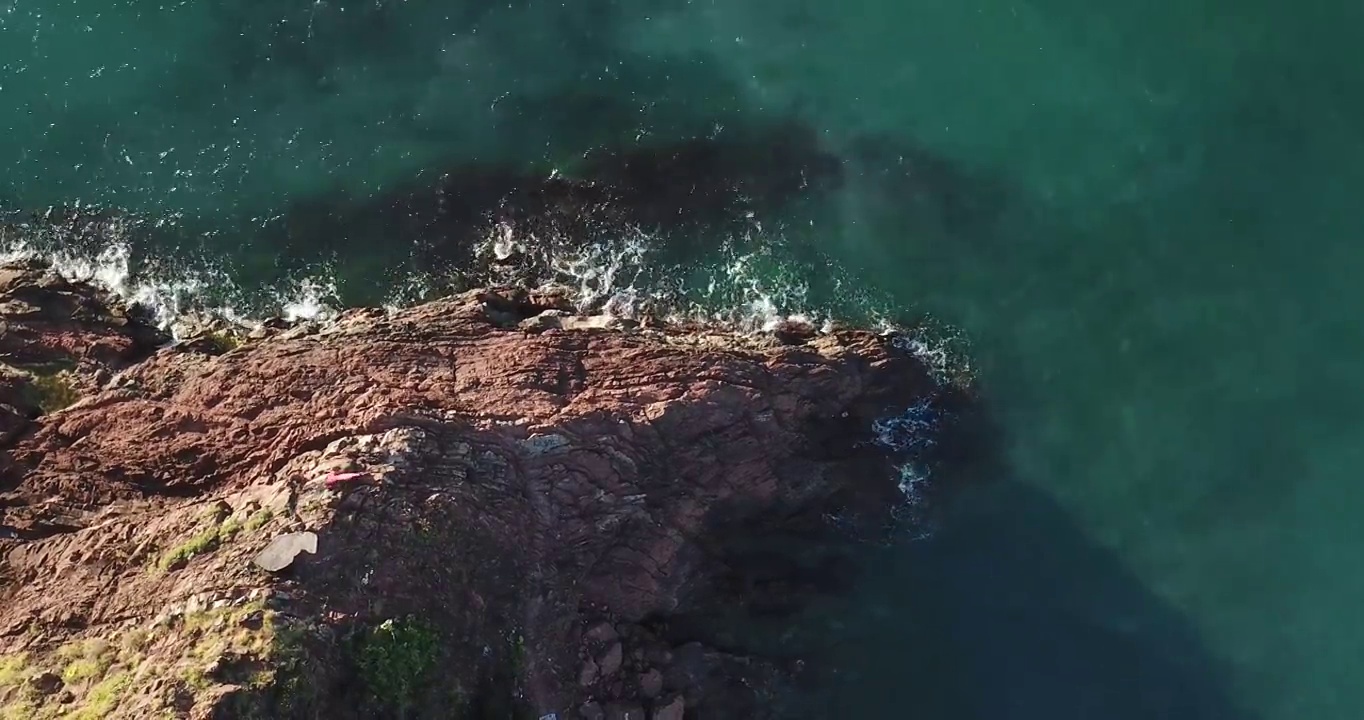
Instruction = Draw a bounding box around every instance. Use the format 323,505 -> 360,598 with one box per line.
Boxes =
0,261 -> 970,719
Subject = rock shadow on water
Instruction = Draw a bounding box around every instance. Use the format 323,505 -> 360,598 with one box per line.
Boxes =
250,118 -> 1011,315
805,473 -> 1261,720
256,117 -> 847,300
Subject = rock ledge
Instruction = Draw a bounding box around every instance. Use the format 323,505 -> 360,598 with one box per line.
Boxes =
0,261 -> 967,719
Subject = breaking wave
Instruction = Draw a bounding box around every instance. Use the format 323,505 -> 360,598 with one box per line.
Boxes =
0,206 -> 845,335
0,211 -> 341,335
0,203 -> 968,525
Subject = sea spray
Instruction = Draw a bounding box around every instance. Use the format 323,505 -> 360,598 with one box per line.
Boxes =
0,204 -> 968,531
0,214 -> 340,337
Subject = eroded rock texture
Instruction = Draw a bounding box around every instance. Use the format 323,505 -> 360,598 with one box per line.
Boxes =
0,260 -> 166,447
0,263 -> 967,719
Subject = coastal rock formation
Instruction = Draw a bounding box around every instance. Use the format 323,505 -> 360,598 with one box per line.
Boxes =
0,260 -> 967,719
0,260 -> 167,446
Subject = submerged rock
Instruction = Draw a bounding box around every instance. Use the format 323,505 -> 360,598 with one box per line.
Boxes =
0,260 -> 975,719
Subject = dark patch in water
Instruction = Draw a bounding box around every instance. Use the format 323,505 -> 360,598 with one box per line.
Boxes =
259,119 -> 847,296
840,133 -> 1010,239
0,118 -> 1009,322
808,478 -> 1264,720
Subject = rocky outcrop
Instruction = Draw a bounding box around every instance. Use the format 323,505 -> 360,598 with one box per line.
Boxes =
0,261 -> 970,719
0,260 -> 167,447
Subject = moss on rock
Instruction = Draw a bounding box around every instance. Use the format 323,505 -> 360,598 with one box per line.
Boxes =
355,617 -> 441,715
23,370 -> 79,414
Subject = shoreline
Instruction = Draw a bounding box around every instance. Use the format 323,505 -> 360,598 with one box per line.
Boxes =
0,258 -> 974,719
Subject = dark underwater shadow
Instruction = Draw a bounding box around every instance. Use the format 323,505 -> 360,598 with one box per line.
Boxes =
802,473 -> 1260,720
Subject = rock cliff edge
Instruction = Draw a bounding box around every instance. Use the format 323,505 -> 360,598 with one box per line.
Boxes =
0,258 -> 971,719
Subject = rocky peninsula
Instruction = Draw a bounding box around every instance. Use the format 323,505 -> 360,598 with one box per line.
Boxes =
0,258 -> 972,719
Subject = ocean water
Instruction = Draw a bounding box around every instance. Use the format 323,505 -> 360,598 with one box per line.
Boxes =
4,1 -> 1364,718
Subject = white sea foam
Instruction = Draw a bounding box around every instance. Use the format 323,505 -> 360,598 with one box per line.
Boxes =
0,232 -> 339,338
467,218 -> 822,332
706,244 -> 814,331
0,237 -> 204,328
546,228 -> 651,314
279,276 -> 340,323
894,463 -> 931,508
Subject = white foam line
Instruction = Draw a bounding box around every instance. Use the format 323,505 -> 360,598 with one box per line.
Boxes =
0,237 -> 339,338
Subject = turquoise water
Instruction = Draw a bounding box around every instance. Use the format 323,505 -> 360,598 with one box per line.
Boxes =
5,1 -> 1364,717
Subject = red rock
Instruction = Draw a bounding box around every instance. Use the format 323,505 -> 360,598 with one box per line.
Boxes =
0,264 -> 964,719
